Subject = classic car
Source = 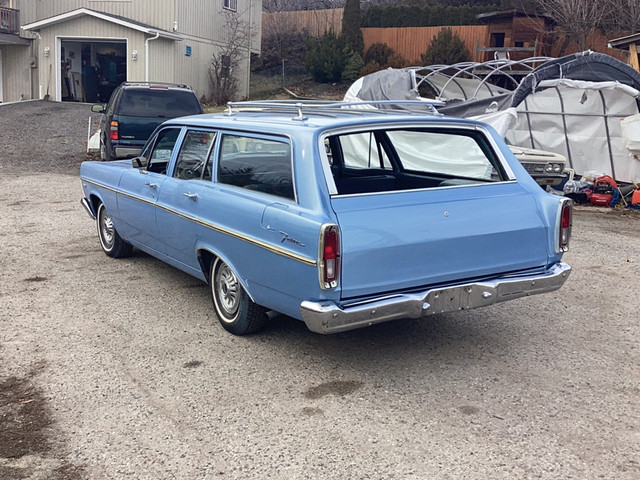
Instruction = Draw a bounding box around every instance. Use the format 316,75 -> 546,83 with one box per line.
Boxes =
80,101 -> 572,335
508,145 -> 567,187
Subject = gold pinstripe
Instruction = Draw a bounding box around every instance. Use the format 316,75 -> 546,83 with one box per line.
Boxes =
82,179 -> 317,267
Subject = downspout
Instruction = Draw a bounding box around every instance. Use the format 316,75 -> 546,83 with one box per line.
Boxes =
145,32 -> 160,82
31,32 -> 43,99
246,1 -> 252,99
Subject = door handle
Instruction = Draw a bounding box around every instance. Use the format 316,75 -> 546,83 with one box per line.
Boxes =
144,182 -> 157,189
183,192 -> 198,201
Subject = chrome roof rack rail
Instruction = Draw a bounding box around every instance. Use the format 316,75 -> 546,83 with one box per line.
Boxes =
224,99 -> 446,118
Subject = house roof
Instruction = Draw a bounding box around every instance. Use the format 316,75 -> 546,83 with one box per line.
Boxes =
609,32 -> 640,49
476,9 -> 554,23
21,7 -> 183,40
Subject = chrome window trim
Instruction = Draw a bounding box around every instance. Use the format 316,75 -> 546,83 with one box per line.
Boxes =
81,179 -> 316,267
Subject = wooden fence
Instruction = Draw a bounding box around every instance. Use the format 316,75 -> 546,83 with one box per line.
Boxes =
362,26 -> 487,64
261,9 -> 629,65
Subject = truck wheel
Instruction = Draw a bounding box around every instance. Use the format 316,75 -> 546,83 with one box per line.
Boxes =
100,141 -> 114,162
97,203 -> 133,258
211,258 -> 266,335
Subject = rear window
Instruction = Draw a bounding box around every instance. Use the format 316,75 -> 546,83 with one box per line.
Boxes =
118,89 -> 202,117
326,127 -> 507,195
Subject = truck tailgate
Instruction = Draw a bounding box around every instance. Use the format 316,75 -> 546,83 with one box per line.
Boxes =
331,184 -> 550,299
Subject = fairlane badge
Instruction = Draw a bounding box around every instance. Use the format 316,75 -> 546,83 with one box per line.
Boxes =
280,232 -> 305,247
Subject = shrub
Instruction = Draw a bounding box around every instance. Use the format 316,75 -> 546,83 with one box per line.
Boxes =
420,28 -> 470,66
361,61 -> 383,77
364,42 -> 396,67
304,30 -> 346,83
342,49 -> 365,82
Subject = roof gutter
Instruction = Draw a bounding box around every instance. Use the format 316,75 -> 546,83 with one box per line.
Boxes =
145,31 -> 160,82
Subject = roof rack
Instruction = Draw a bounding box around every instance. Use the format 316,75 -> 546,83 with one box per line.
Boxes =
224,100 -> 445,120
121,81 -> 191,89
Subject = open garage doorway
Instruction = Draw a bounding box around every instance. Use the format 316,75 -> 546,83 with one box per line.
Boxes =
60,39 -> 126,103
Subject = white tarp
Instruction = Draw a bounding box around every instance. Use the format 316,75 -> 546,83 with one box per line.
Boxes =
506,79 -> 640,182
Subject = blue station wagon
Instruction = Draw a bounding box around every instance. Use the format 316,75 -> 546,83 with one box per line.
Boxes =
80,101 -> 572,335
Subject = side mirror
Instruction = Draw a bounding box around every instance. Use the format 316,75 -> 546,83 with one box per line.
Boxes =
132,156 -> 148,169
91,104 -> 106,114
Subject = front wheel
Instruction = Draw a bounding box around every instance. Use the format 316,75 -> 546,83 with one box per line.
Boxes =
211,258 -> 266,335
97,203 -> 133,258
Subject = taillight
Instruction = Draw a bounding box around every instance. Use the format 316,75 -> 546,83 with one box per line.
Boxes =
110,121 -> 119,141
319,224 -> 340,289
558,199 -> 572,252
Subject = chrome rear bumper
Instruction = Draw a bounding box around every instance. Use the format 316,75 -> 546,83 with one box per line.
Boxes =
301,262 -> 571,334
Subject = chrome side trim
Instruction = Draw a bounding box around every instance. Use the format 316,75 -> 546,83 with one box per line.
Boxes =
81,178 -> 316,267
301,262 -> 571,334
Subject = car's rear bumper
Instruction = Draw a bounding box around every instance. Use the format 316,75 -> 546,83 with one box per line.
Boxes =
300,262 -> 571,334
114,147 -> 142,158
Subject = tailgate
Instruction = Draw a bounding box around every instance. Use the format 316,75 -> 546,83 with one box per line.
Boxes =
331,184 -> 550,299
114,114 -> 162,144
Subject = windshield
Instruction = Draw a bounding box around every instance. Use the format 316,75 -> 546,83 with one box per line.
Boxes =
119,89 -> 202,117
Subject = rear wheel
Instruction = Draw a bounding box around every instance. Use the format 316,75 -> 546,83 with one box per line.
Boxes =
100,140 -> 114,162
97,203 -> 132,258
211,258 -> 266,335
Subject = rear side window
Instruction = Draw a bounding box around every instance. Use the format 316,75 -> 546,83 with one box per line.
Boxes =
118,89 -> 202,117
217,134 -> 294,200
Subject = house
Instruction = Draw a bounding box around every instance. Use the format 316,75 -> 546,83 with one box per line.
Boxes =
608,32 -> 640,72
475,9 -> 555,62
0,0 -> 261,103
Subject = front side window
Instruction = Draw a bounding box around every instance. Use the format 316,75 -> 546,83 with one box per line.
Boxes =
146,128 -> 181,174
217,134 -> 294,200
174,130 -> 217,180
223,0 -> 237,11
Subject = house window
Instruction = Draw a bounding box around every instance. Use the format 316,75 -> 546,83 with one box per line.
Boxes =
223,0 -> 237,11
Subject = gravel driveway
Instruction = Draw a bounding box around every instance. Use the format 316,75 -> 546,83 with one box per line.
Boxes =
0,100 -> 101,176
1,101 -> 639,480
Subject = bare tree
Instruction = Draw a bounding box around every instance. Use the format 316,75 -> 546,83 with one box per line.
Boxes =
601,0 -> 640,35
209,10 -> 254,105
528,0 -> 609,54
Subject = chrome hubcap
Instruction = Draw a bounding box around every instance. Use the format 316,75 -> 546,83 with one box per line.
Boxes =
216,264 -> 239,318
100,209 -> 114,247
